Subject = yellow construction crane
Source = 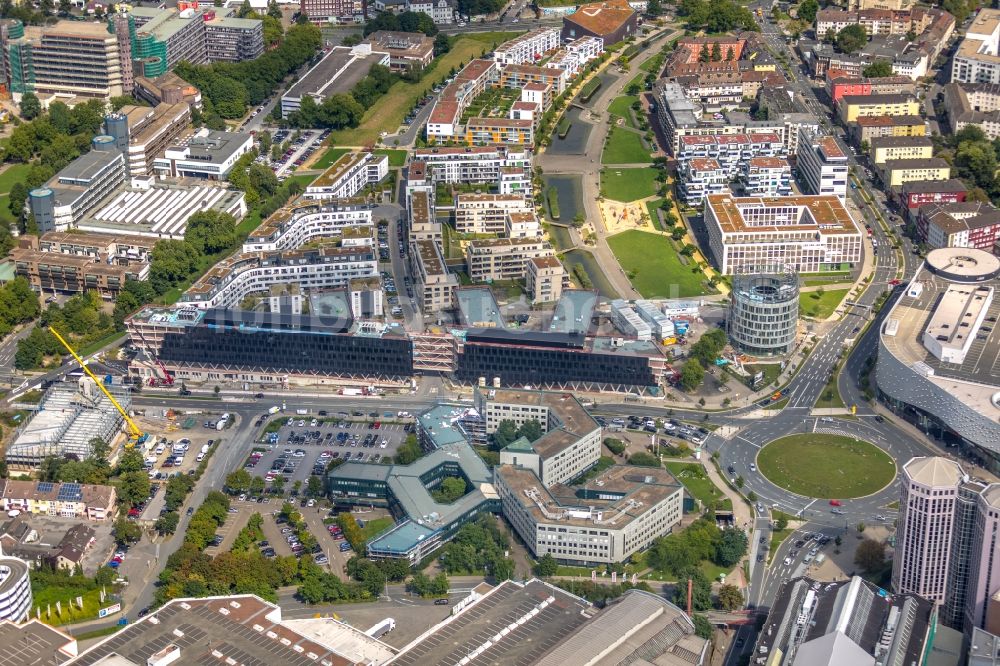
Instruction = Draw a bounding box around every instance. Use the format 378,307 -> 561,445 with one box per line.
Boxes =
49,327 -> 148,449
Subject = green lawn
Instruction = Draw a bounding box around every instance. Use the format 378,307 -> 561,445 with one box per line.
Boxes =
329,32 -> 522,146
0,164 -> 31,194
800,288 -> 849,319
757,434 -> 896,499
815,375 -> 846,410
360,516 -> 395,541
666,462 -> 726,509
700,559 -> 730,583
608,95 -> 639,128
645,198 -> 665,230
602,127 -> 649,165
283,173 -> 316,190
312,147 -> 350,169
601,167 -> 659,202
768,527 -> 793,563
374,149 -> 408,167
607,230 -> 709,298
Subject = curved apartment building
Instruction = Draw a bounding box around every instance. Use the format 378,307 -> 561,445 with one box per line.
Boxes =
0,556 -> 31,623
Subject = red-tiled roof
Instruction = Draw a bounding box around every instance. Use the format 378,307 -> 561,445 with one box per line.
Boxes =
564,0 -> 635,37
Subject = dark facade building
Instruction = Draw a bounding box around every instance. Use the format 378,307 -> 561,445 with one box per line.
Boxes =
132,308 -> 414,382
456,329 -> 660,389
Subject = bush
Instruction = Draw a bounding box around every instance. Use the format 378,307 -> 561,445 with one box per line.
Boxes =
603,438 -> 626,456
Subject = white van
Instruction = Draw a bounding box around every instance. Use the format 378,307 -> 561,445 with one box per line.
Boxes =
196,452 -> 205,463
154,444 -> 165,455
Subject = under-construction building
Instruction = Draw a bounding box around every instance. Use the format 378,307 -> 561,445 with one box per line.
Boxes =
6,378 -> 132,470
0,19 -> 127,100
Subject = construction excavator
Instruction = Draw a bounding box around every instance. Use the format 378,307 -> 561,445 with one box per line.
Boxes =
49,327 -> 148,449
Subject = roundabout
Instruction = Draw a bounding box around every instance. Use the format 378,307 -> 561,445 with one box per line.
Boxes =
756,434 -> 897,499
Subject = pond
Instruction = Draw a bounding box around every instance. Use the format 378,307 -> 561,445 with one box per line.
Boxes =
548,223 -> 573,251
547,107 -> 592,155
562,249 -> 620,300
542,174 -> 584,223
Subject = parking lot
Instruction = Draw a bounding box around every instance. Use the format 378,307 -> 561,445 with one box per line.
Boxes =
244,414 -> 414,491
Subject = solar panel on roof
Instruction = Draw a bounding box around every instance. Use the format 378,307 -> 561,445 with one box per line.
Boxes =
36,482 -> 54,493
57,483 -> 83,501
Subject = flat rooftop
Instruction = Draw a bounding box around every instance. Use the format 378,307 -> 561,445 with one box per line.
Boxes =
549,289 -> 597,335
497,464 -> 682,530
881,266 -> 1000,411
310,152 -> 368,189
408,190 -> 432,226
167,129 -> 252,164
414,239 -> 445,275
457,287 -> 505,328
706,194 -> 861,236
923,283 -> 993,355
284,46 -> 388,102
0,618 -> 76,666
390,579 -> 592,666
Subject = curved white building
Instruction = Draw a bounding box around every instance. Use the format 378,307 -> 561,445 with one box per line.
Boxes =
0,555 -> 32,623
877,248 -> 1000,472
243,200 -> 373,253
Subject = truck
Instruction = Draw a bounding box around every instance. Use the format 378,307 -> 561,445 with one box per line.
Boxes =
216,413 -> 230,430
340,388 -> 363,397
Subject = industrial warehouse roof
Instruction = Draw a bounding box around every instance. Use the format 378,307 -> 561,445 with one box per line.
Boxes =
283,46 -> 388,104
80,182 -> 243,240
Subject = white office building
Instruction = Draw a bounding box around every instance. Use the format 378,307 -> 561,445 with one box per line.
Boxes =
798,129 -> 849,200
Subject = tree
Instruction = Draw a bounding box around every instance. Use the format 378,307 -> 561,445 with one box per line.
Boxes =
534,553 -> 558,577
271,475 -> 285,495
19,92 -> 40,120
715,528 -> 748,567
672,567 -> 712,611
116,449 -> 146,475
942,0 -> 971,24
113,518 -> 142,545
836,25 -> 868,54
863,59 -> 893,78
854,538 -> 885,572
775,515 -> 788,531
155,511 -> 180,535
647,0 -> 662,15
8,181 -> 27,220
628,452 -> 661,467
797,0 -> 818,23
185,210 -> 238,255
118,471 -> 152,509
149,239 -> 201,295
735,475 -> 745,488
692,614 -> 713,639
710,42 -> 722,62
307,475 -> 324,497
432,476 -> 468,503
433,33 -> 451,56
717,583 -> 744,610
679,358 -> 705,391
225,469 -> 252,494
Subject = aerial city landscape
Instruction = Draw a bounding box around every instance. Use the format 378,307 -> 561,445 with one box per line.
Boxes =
0,0 -> 995,663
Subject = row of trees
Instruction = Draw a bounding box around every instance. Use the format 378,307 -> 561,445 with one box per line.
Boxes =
363,10 -> 439,36
16,289 -> 116,369
678,0 -> 759,33
175,23 -> 322,120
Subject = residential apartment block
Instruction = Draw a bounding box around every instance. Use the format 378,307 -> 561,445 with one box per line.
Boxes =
12,231 -> 151,299
850,114 -> 926,145
678,158 -> 727,206
304,152 -> 389,200
526,256 -> 564,304
741,157 -> 792,197
243,200 -> 373,253
299,0 -> 357,24
838,94 -> 921,123
943,82 -> 1000,140
406,189 -> 442,243
464,117 -> 534,146
953,9 -> 1000,85
918,202 -> 1000,251
0,479 -> 116,521
880,158 -> 951,187
703,194 -> 864,274
493,28 -> 560,65
545,36 -> 604,77
465,237 -> 555,283
411,145 -> 532,189
179,245 -> 379,310
869,135 -> 934,164
454,193 -> 534,234
410,239 -> 458,313
798,131 -> 849,200
891,179 -> 967,220
676,132 -> 785,178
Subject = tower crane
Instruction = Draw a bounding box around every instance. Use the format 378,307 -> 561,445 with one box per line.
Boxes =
49,327 -> 148,449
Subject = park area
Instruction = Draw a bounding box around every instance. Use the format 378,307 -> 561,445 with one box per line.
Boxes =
799,288 -> 849,319
328,32 -> 520,147
602,127 -> 649,165
608,95 -> 639,128
607,230 -> 710,298
601,167 -> 659,202
0,163 -> 31,227
757,434 -> 896,499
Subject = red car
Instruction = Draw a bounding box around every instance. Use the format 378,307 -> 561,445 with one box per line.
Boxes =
829,499 -> 842,506
889,279 -> 901,286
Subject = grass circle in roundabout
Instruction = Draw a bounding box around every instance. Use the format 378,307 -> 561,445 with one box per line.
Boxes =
756,434 -> 896,499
